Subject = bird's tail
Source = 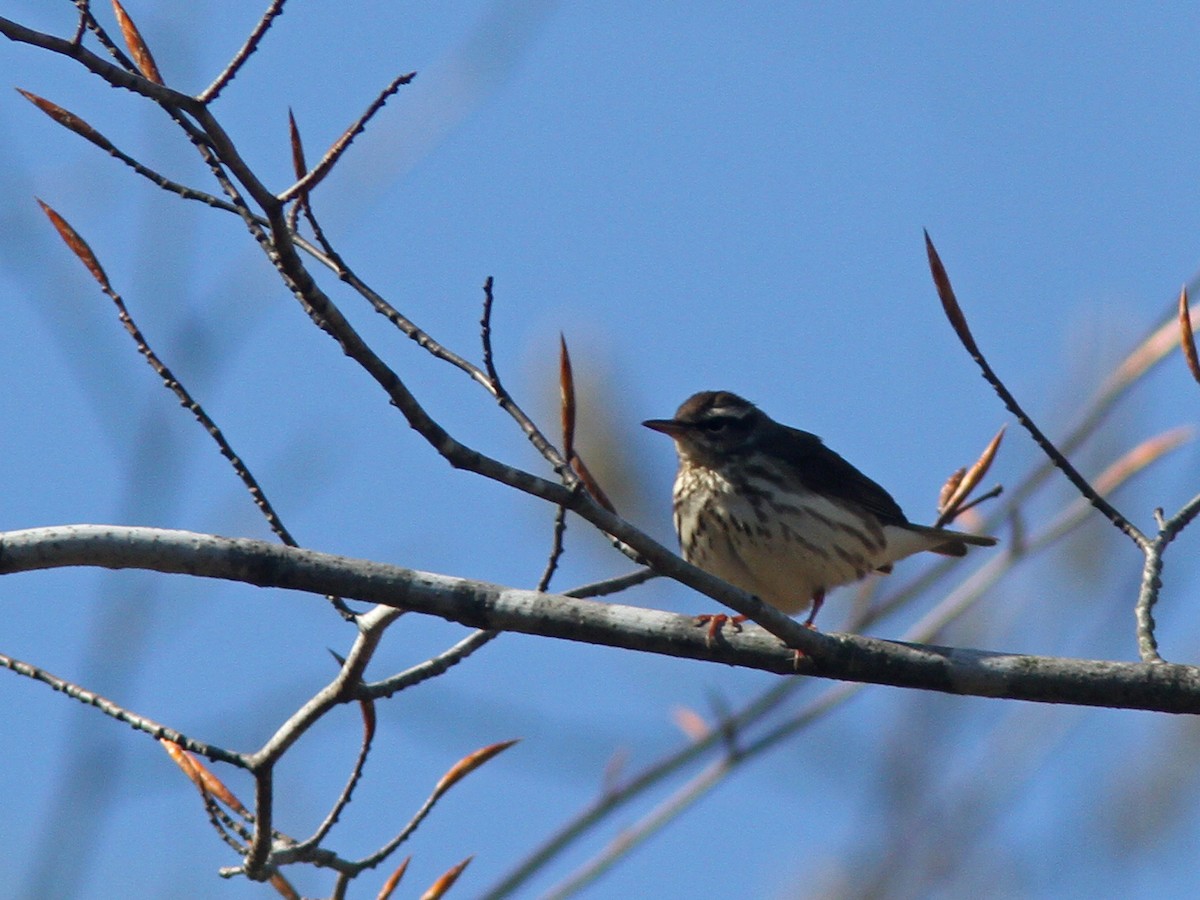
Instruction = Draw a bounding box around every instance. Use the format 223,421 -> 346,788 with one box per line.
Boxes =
910,524 -> 998,557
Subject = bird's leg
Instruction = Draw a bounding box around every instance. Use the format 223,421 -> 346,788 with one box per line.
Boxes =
786,591 -> 827,669
694,613 -> 747,645
802,589 -> 826,628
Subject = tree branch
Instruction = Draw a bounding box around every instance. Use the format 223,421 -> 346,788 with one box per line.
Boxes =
2,525 -> 1198,713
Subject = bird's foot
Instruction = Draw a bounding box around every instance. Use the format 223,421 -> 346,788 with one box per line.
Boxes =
694,613 -> 747,646
802,589 -> 826,628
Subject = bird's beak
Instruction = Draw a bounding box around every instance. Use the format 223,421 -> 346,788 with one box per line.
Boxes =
642,418 -> 687,437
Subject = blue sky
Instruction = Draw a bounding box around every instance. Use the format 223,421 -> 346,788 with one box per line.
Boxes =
2,3 -> 1200,898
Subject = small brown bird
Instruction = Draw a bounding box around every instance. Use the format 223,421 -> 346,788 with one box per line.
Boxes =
644,391 -> 996,627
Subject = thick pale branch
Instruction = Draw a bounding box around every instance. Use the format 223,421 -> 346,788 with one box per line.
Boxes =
2,525 -> 1199,713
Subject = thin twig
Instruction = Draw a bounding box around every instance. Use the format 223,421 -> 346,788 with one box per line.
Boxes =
564,568 -> 657,599
36,201 -> 302,549
70,2 -> 137,73
244,767 -> 275,879
70,1 -> 89,46
278,71 -> 416,202
289,699 -> 377,853
0,651 -> 245,766
351,743 -> 517,872
362,630 -> 499,699
199,787 -> 252,853
537,506 -> 570,592
199,0 -> 289,103
481,276 -> 501,389
925,231 -> 1148,549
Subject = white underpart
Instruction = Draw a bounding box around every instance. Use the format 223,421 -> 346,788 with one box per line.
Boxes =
673,467 -> 946,615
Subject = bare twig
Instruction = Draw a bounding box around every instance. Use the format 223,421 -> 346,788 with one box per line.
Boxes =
200,0 -> 289,103
537,506 -> 570,591
353,744 -> 517,871
481,276 -> 502,389
363,630 -> 499,699
925,231 -> 1148,549
36,201 -> 303,549
71,2 -> 137,73
18,88 -> 248,215
198,787 -> 253,854
70,1 -> 89,46
564,568 -> 657,599
279,71 -> 416,202
0,651 -> 244,765
290,699 -> 377,853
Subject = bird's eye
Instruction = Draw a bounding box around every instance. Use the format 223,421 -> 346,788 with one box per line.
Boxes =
700,417 -> 730,433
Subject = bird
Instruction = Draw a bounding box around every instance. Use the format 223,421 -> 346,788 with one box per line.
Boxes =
643,390 -> 996,632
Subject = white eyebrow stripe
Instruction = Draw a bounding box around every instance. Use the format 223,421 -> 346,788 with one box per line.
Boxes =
708,405 -> 752,419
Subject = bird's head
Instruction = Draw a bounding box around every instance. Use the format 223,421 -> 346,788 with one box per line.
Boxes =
642,391 -> 767,464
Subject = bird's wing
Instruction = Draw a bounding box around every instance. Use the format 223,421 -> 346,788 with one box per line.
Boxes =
772,425 -> 909,525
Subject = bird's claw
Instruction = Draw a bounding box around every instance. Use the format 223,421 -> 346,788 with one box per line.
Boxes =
694,613 -> 747,646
